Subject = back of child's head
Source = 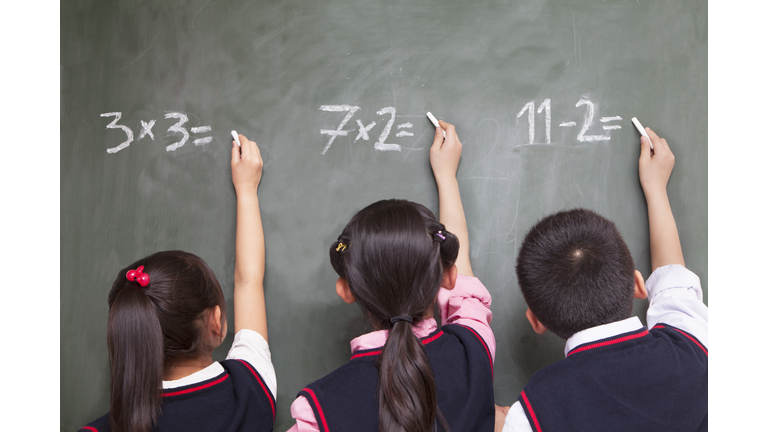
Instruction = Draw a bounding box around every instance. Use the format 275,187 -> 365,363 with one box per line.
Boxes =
516,209 -> 636,340
329,199 -> 458,432
106,250 -> 226,432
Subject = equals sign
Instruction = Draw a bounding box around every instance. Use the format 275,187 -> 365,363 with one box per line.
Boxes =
600,116 -> 622,130
191,126 -> 213,145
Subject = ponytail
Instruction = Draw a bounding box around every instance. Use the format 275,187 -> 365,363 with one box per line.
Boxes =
378,320 -> 440,432
107,282 -> 164,432
106,251 -> 227,432
330,200 -> 458,432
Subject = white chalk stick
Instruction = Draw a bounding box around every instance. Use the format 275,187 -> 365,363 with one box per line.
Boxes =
231,130 -> 241,147
426,112 -> 446,138
631,117 -> 653,150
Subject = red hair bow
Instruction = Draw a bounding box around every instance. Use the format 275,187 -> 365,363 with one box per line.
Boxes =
126,265 -> 150,287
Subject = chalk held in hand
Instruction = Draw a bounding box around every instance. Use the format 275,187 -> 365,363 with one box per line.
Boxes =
231,130 -> 241,147
426,112 -> 446,138
631,117 -> 653,151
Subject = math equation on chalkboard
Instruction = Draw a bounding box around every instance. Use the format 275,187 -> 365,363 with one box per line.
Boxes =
100,111 -> 213,153
318,97 -> 622,154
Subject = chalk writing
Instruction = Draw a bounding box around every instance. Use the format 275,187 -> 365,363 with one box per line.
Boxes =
516,99 -> 552,144
518,97 -> 621,144
574,99 -> 610,142
139,119 -> 155,140
319,105 -> 360,155
600,116 -> 622,131
100,111 -> 213,153
396,122 -> 414,138
319,105 -> 419,154
101,112 -> 134,154
355,119 -> 376,142
164,112 -> 190,151
318,98 -> 624,154
374,107 -> 399,151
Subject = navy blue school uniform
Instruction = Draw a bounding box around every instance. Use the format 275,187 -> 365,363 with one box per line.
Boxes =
502,265 -> 708,432
300,324 -> 494,432
288,275 -> 497,432
79,330 -> 277,432
518,323 -> 707,432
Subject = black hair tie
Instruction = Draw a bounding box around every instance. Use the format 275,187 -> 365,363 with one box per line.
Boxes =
390,315 -> 413,324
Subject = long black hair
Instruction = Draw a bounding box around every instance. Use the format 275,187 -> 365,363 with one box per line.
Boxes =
106,250 -> 226,432
329,199 -> 459,432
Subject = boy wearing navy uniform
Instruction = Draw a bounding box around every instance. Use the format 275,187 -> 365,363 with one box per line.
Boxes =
497,128 -> 708,432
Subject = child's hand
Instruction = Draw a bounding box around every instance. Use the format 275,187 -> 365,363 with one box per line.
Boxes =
231,134 -> 263,195
430,120 -> 462,182
494,405 -> 510,432
638,127 -> 675,197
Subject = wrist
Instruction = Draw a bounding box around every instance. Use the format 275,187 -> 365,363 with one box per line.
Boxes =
434,174 -> 459,189
235,186 -> 259,200
643,188 -> 670,208
642,183 -> 667,198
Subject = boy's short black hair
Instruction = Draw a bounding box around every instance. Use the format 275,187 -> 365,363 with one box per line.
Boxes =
516,209 -> 636,339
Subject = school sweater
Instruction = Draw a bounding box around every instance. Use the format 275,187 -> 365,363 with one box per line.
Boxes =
502,264 -> 708,432
79,329 -> 277,432
288,274 -> 496,432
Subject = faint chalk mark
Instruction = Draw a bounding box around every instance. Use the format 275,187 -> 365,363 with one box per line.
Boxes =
192,0 -> 212,29
401,129 -> 431,161
122,35 -> 159,71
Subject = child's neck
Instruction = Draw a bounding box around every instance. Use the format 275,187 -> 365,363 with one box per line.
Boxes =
163,355 -> 214,381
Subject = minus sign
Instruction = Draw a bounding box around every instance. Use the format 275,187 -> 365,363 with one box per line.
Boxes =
559,122 -> 577,127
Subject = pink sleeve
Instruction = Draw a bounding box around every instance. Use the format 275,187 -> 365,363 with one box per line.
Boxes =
437,274 -> 496,361
286,395 -> 320,432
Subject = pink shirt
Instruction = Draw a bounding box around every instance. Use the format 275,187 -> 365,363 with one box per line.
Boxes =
287,274 -> 494,432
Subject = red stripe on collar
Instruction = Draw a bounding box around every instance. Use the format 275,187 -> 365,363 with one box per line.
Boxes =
420,330 -> 444,345
162,373 -> 229,397
351,330 -> 445,359
567,329 -> 649,357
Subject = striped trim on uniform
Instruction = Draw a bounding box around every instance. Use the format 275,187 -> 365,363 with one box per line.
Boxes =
653,324 -> 708,356
567,328 -> 649,357
453,323 -> 494,378
350,330 -> 446,359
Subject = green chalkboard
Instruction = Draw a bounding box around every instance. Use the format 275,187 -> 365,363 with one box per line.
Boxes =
60,0 -> 707,430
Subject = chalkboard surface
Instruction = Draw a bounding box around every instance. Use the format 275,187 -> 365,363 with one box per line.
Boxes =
61,1 -> 707,430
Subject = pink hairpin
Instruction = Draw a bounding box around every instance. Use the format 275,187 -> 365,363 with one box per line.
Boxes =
434,231 -> 446,242
126,265 -> 150,287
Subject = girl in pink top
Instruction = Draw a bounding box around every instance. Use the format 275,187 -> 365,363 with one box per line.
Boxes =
288,120 -> 496,432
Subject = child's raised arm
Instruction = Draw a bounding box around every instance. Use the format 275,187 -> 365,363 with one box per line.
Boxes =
430,120 -> 472,276
231,134 -> 268,341
639,128 -> 685,271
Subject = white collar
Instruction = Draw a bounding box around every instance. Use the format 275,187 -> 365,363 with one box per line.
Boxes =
162,361 -> 225,389
563,316 -> 644,357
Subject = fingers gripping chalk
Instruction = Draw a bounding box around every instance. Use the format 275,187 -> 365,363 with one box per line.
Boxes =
631,117 -> 653,151
231,130 -> 241,147
427,112 -> 446,138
